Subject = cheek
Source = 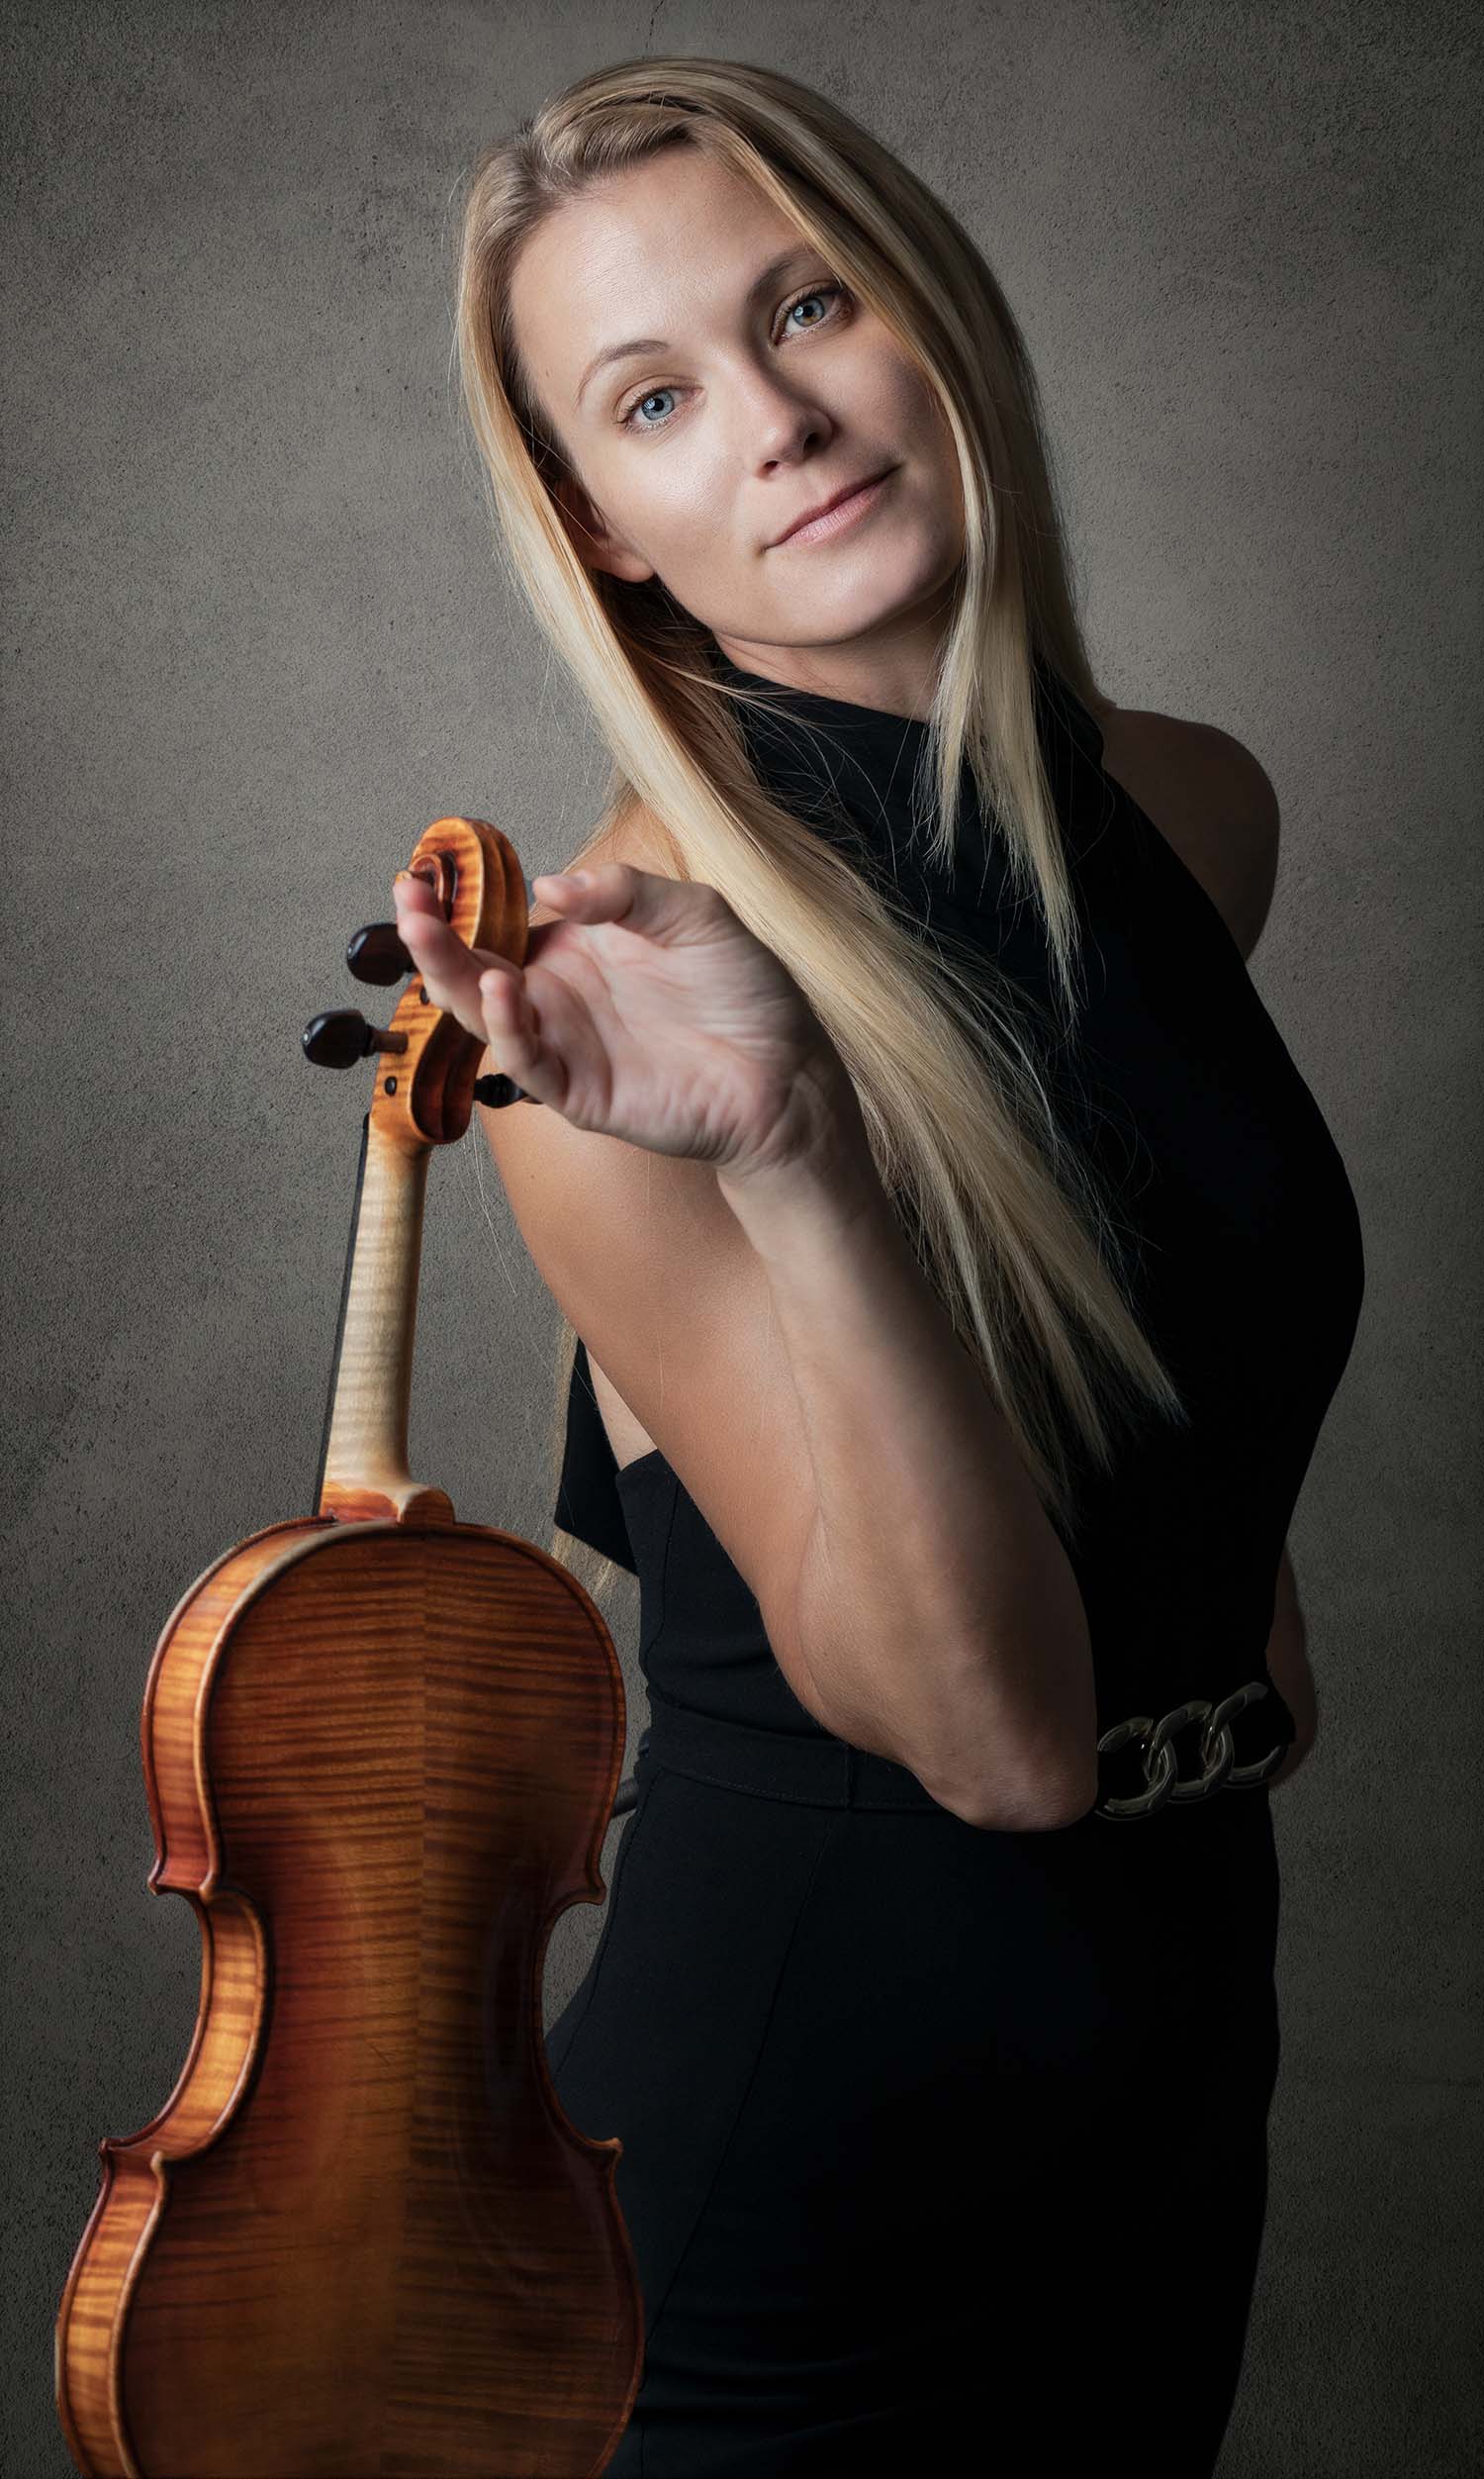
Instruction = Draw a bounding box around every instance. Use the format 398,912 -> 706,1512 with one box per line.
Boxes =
635,450 -> 738,556
864,353 -> 959,481
896,369 -> 956,460
898,382 -> 965,534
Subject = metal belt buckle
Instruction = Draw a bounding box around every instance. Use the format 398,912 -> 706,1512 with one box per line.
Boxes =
1093,1680 -> 1287,1821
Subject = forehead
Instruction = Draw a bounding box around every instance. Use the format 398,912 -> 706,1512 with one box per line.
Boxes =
510,151 -> 813,399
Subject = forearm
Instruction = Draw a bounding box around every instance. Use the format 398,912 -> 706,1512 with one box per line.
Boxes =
716,1109 -> 1095,1830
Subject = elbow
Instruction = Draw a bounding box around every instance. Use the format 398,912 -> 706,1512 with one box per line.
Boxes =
778,1581 -> 1101,1833
938,1762 -> 1099,1834
921,1628 -> 1101,1833
922,1728 -> 1099,1831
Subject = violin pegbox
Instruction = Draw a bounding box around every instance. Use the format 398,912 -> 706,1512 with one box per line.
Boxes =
303,815 -> 528,1147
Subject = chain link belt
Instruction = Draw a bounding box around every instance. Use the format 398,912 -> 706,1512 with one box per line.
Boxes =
1093,1679 -> 1288,1821
614,1678 -> 1292,1822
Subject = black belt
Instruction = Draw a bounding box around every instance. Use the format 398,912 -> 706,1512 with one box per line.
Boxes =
612,1677 -> 1294,1824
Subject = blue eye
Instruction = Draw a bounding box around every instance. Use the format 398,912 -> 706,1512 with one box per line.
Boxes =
617,283 -> 848,434
621,385 -> 681,435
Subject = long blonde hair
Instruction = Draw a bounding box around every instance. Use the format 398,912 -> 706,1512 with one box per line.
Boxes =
453,55 -> 1186,1606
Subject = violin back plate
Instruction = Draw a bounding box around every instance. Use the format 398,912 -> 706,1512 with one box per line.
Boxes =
56,1516 -> 643,2478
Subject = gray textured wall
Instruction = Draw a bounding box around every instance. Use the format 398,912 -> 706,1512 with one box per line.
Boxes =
4,4 -> 1479,2473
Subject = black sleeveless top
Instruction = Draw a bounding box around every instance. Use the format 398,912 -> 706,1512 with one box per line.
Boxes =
555,653 -> 1366,1751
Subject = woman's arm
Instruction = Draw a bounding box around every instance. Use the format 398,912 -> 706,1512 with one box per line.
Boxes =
1263,1541 -> 1319,1790
417,839 -> 1094,1832
717,1125 -> 1098,1832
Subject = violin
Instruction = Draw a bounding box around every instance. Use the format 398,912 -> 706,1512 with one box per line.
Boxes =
54,816 -> 643,2477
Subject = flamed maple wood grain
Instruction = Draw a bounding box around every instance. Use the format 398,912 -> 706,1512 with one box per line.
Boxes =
56,1515 -> 642,2478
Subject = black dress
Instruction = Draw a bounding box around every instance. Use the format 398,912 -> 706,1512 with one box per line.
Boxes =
545,653 -> 1365,2477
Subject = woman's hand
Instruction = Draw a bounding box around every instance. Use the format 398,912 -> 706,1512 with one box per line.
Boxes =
391,859 -> 856,1184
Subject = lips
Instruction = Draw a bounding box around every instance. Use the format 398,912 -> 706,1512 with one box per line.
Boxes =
772,467 -> 894,547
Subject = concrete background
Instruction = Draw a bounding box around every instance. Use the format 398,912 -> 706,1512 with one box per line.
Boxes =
3,3 -> 1478,2472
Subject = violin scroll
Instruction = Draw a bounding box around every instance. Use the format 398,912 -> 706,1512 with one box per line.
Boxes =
302,815 -> 529,1148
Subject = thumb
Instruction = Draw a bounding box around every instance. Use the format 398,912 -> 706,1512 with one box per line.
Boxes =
532,860 -> 718,943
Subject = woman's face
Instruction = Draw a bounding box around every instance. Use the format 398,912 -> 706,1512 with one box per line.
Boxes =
508,146 -> 966,717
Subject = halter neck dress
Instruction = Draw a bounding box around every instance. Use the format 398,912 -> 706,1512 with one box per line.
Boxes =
544,650 -> 1365,2476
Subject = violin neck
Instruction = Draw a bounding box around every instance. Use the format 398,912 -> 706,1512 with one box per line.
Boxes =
314,1111 -> 454,1526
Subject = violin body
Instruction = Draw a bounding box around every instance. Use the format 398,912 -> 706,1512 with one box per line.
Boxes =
56,820 -> 644,2476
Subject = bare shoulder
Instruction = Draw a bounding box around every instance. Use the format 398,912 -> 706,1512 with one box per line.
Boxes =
1095,703 -> 1281,960
568,802 -> 684,883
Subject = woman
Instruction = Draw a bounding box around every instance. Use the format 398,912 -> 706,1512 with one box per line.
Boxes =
395,55 -> 1364,2476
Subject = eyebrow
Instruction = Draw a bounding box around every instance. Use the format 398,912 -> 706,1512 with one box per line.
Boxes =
575,244 -> 822,411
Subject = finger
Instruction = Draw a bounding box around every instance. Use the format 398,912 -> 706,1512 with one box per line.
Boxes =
392,870 -> 443,926
392,870 -> 512,967
530,870 -> 602,911
476,964 -> 568,1107
394,872 -> 543,991
396,866 -> 558,967
394,899 -> 519,1041
531,863 -> 641,918
392,866 -> 438,900
532,862 -> 699,936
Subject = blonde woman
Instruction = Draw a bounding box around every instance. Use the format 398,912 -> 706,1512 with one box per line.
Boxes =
394,55 -> 1364,2476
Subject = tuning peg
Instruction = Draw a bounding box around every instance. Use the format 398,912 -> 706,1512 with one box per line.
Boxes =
473,1074 -> 543,1108
345,920 -> 414,985
303,1009 -> 410,1069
